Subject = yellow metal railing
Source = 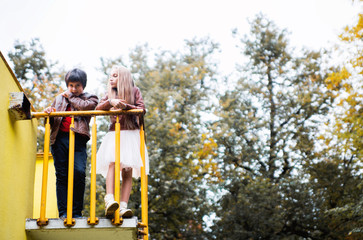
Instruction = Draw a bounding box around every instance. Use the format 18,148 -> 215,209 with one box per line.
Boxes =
32,109 -> 148,239
113,115 -> 122,225
36,117 -> 50,226
88,117 -> 98,225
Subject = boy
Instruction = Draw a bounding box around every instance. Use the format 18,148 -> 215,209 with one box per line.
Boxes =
44,68 -> 98,218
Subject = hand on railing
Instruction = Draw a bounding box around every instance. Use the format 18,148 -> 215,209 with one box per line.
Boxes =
109,99 -> 127,109
44,107 -> 56,114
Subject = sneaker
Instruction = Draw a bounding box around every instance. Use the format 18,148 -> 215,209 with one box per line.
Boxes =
119,201 -> 133,218
120,208 -> 133,218
104,194 -> 119,218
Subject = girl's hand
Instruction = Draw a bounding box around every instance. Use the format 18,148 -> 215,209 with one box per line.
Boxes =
109,99 -> 127,109
44,107 -> 56,114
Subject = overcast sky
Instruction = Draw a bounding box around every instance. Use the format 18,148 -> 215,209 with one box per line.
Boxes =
1,0 -> 361,92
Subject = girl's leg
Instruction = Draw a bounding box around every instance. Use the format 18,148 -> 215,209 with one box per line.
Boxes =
119,168 -> 133,217
120,168 -> 133,203
104,162 -> 118,218
106,162 -> 115,194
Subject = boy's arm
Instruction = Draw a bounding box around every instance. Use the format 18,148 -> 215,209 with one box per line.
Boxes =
68,93 -> 99,111
43,97 -> 58,124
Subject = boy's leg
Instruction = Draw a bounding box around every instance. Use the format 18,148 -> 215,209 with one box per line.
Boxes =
73,135 -> 87,217
51,132 -> 69,217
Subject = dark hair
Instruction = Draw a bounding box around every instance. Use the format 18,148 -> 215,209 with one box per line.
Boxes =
65,68 -> 87,88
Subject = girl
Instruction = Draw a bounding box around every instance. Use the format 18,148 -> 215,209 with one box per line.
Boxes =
96,65 -> 149,218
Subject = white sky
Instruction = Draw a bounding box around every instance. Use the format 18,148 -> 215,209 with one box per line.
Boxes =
0,0 -> 361,92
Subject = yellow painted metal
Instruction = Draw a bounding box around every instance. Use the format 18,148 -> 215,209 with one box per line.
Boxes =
1,51 -> 38,240
33,153 -> 58,219
37,117 -> 50,226
140,124 -> 148,239
65,117 -> 75,227
30,109 -> 148,230
32,109 -> 144,118
137,222 -> 147,228
88,117 -> 99,225
112,115 -> 123,225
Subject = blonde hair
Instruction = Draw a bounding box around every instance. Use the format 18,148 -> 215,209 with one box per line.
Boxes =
108,65 -> 135,103
107,65 -> 136,129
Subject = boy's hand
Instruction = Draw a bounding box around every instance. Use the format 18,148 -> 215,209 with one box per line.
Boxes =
110,99 -> 127,109
44,107 -> 56,114
62,91 -> 70,99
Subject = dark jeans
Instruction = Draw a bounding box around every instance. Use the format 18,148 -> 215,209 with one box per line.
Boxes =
51,131 -> 87,217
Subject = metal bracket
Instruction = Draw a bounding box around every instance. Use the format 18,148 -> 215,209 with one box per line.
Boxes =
8,92 -> 31,120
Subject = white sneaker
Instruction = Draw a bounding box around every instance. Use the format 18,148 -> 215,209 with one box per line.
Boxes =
119,201 -> 133,218
104,194 -> 119,218
120,208 -> 133,218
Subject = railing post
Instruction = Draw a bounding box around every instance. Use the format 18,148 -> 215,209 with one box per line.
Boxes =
112,115 -> 123,225
139,120 -> 148,239
88,116 -> 99,225
65,116 -> 75,226
37,117 -> 50,226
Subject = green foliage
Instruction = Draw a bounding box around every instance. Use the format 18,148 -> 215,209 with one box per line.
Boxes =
213,14 -> 333,181
317,13 -> 363,239
307,161 -> 363,239
323,13 -> 363,162
211,14 -> 363,239
8,38 -> 65,152
212,176 -> 329,239
8,38 -> 65,111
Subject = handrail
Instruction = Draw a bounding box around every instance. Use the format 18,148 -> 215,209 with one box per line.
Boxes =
34,109 -> 148,239
65,116 -> 76,226
112,115 -> 122,225
36,117 -> 50,226
140,123 -> 148,237
32,109 -> 144,118
87,117 -> 99,225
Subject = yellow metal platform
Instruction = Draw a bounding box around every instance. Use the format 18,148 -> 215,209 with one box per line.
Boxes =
26,217 -> 139,240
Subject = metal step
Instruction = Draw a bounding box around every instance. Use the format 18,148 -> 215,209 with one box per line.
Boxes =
26,217 -> 138,240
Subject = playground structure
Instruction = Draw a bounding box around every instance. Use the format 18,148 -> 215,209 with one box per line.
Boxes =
0,51 -> 148,240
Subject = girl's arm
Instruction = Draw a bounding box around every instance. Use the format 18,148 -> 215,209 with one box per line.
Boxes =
95,95 -> 112,110
68,93 -> 99,110
123,87 -> 146,112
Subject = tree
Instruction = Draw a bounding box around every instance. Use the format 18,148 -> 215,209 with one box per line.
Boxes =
318,12 -> 363,238
323,13 -> 363,166
211,14 -> 338,239
8,38 -> 65,151
8,38 -> 65,111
